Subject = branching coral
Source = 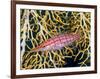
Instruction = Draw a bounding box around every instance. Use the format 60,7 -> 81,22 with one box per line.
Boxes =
20,9 -> 91,69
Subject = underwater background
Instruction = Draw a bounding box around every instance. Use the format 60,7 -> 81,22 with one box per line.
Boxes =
20,9 -> 91,69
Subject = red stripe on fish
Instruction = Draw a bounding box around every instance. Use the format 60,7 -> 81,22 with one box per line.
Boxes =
31,33 -> 80,52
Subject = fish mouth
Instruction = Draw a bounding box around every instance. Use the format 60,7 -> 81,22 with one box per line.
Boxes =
31,45 -> 44,52
31,47 -> 39,52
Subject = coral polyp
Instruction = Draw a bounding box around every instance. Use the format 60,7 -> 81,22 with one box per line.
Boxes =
20,9 -> 91,69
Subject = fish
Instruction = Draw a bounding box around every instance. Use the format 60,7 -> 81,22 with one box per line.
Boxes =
31,33 -> 80,52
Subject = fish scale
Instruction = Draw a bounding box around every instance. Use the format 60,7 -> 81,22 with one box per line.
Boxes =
31,33 -> 80,52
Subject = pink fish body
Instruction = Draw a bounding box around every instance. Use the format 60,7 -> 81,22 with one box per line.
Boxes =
32,33 -> 80,52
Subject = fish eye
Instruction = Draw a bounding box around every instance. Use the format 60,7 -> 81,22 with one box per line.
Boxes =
43,45 -> 46,48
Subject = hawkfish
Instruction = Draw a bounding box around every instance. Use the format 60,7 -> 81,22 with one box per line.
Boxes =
31,33 -> 80,52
